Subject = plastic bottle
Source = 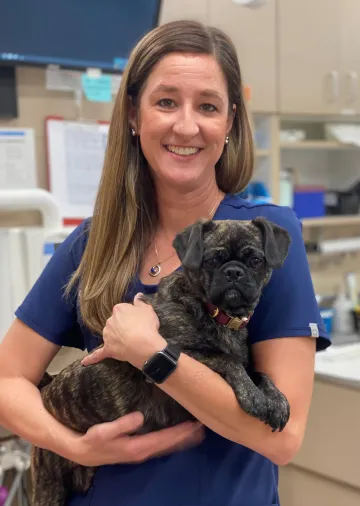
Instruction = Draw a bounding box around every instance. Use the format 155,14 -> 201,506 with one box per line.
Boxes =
332,290 -> 354,335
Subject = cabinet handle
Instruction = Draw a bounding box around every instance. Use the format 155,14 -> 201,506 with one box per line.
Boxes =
232,0 -> 266,7
345,71 -> 358,104
324,70 -> 339,103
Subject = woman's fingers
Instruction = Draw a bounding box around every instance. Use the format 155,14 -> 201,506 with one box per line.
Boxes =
125,422 -> 204,462
81,345 -> 107,366
89,412 -> 145,441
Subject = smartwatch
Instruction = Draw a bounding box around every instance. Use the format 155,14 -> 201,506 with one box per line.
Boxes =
142,344 -> 181,384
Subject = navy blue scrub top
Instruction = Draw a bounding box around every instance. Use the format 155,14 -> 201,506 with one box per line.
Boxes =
16,194 -> 331,506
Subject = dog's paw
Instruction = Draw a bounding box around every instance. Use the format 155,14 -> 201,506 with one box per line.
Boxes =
263,394 -> 290,432
251,372 -> 291,432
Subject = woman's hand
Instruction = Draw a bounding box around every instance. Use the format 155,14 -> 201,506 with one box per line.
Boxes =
70,412 -> 204,467
81,294 -> 167,369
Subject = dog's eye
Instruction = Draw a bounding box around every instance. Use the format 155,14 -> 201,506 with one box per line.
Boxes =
249,256 -> 263,268
204,258 -> 218,269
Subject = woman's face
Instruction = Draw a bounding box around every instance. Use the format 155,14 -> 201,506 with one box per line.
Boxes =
130,52 -> 234,190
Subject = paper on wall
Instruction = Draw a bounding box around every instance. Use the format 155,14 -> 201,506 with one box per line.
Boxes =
46,66 -> 121,98
81,75 -> 112,102
46,66 -> 82,93
46,118 -> 110,220
0,129 -> 37,189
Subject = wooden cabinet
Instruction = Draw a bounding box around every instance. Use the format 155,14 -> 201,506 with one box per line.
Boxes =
158,0 -> 208,25
278,0 -> 360,115
208,0 -> 277,113
278,0 -> 341,115
339,0 -> 360,114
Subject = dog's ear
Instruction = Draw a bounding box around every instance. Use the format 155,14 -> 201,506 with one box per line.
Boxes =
252,217 -> 291,269
173,220 -> 215,270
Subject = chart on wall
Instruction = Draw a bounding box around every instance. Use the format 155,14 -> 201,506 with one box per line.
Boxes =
45,117 -> 110,225
0,128 -> 37,189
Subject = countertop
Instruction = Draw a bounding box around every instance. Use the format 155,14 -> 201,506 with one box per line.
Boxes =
315,333 -> 360,389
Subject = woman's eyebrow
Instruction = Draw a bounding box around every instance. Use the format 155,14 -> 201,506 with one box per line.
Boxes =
150,85 -> 224,104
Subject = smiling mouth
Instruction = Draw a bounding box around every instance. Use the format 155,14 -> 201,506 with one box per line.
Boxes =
165,145 -> 201,156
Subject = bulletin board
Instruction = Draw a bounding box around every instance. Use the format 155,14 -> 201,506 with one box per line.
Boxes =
45,116 -> 110,225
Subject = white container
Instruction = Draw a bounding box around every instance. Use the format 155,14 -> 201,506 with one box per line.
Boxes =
332,292 -> 354,335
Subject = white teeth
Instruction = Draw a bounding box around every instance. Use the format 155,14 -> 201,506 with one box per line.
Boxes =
166,145 -> 199,156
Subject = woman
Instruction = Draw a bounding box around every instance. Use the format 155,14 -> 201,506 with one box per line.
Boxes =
0,20 -> 330,506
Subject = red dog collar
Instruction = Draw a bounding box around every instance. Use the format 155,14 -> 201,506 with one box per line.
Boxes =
205,302 -> 253,331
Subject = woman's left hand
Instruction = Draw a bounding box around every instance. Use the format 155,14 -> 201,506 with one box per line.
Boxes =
81,294 -> 167,369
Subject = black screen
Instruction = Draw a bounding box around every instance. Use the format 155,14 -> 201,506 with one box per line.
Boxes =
0,0 -> 161,72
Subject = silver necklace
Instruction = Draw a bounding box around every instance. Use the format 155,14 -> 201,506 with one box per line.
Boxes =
149,199 -> 220,277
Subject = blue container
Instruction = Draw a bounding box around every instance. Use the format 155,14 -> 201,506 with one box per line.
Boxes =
293,185 -> 325,219
320,308 -> 333,335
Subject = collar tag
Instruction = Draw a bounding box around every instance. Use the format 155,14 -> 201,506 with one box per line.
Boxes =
205,302 -> 253,330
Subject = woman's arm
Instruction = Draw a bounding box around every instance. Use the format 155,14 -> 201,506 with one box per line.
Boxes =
159,336 -> 316,465
82,297 -> 316,466
0,319 -> 78,457
0,319 -> 203,466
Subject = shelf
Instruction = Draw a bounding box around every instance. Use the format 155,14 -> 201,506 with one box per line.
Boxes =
302,215 -> 360,227
280,140 -> 360,150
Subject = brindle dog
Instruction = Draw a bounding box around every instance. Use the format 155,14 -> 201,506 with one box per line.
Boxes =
31,217 -> 291,506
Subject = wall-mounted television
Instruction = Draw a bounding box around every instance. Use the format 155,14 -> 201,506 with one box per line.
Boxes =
0,0 -> 162,73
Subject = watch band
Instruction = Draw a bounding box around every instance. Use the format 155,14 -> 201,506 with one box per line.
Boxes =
163,343 -> 181,361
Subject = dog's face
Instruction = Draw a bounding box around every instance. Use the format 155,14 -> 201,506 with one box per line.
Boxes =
173,218 -> 291,317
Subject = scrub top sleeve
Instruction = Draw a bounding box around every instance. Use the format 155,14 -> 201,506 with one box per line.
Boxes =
14,219 -> 90,350
247,207 -> 331,352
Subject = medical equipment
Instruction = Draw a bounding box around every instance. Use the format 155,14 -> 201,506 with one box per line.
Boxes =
0,439 -> 31,506
0,189 -> 74,504
0,189 -> 74,341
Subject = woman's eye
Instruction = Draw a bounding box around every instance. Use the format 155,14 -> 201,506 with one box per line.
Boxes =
249,256 -> 263,269
158,98 -> 176,109
200,103 -> 217,113
204,258 -> 218,269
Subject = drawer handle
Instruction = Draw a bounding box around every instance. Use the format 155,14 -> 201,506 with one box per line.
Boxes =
345,71 -> 358,104
324,70 -> 339,103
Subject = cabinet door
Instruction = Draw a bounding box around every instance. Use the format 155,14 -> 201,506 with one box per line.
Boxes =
278,0 -> 341,115
208,0 -> 277,113
158,0 -> 207,24
339,0 -> 360,115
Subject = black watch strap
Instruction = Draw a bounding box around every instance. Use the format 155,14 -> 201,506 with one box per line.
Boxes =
163,343 -> 181,361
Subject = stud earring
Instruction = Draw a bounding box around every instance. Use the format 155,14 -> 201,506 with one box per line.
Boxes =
131,127 -> 136,136
225,136 -> 229,145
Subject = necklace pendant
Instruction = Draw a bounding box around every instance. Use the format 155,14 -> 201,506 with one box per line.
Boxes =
149,263 -> 161,277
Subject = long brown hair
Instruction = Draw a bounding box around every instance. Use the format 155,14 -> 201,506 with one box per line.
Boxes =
67,20 -> 254,336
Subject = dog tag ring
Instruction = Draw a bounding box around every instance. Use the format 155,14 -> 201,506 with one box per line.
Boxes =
149,263 -> 161,277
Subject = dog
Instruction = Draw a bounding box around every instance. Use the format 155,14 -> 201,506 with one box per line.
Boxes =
31,217 -> 291,506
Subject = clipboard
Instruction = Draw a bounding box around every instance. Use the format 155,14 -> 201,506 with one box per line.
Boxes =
45,116 -> 110,226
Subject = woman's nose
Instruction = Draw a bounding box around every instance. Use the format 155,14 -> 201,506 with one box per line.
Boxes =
172,109 -> 200,138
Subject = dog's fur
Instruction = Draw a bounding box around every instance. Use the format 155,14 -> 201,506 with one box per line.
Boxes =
31,217 -> 291,506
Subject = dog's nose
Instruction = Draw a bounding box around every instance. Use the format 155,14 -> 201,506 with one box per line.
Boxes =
224,265 -> 243,282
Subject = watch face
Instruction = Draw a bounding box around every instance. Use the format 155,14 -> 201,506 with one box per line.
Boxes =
143,351 -> 177,384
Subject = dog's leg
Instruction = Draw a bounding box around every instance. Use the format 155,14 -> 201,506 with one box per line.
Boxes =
31,446 -> 82,506
72,465 -> 96,495
224,364 -> 290,432
31,452 -> 67,506
188,352 -> 289,432
250,371 -> 290,432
